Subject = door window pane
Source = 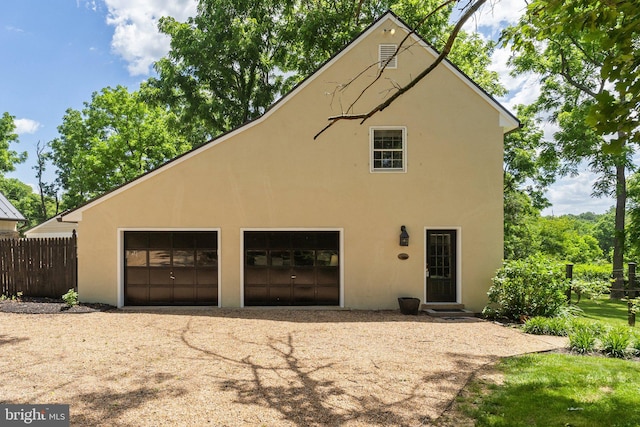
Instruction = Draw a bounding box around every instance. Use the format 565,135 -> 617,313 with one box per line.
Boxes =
197,250 -> 218,267
149,250 -> 171,266
126,250 -> 147,267
270,250 -> 291,266
173,250 -> 195,267
317,250 -> 339,266
294,250 -> 315,266
246,250 -> 267,266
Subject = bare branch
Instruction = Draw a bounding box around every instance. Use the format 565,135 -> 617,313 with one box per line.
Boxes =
314,0 -> 488,140
343,0 -> 458,114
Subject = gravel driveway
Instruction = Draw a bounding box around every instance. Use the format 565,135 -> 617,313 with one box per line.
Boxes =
0,308 -> 565,426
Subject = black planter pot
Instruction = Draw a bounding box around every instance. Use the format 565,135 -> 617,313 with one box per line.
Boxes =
398,297 -> 420,315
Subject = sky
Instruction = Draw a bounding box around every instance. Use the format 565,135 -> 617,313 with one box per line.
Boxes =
0,0 -> 616,216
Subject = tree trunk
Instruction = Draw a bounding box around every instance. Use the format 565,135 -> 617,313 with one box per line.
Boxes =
610,153 -> 627,299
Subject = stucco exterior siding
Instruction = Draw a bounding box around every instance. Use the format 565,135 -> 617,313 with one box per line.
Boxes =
67,13 -> 514,312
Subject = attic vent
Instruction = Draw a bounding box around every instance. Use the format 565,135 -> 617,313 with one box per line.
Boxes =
379,44 -> 398,69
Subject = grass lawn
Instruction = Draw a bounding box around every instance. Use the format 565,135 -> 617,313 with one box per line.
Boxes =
458,353 -> 640,427
441,296 -> 640,426
572,295 -> 635,328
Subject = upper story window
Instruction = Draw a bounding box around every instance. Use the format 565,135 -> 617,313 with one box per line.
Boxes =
379,44 -> 398,69
370,127 -> 406,173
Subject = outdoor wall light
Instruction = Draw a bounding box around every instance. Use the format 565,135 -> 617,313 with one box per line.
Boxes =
383,28 -> 396,35
399,225 -> 409,247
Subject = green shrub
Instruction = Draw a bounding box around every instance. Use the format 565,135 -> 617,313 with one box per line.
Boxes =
601,326 -> 632,358
632,333 -> 640,356
522,316 -> 548,334
0,291 -> 23,301
568,323 -> 597,354
522,316 -> 570,336
485,255 -> 569,321
568,318 -> 606,335
573,263 -> 612,283
62,289 -> 78,307
570,278 -> 610,303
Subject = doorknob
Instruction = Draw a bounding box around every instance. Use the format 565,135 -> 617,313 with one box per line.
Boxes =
291,275 -> 297,279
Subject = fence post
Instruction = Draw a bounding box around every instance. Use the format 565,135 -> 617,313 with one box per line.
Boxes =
566,263 -> 573,303
629,262 -> 637,299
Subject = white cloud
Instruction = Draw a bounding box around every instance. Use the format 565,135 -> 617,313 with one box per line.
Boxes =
542,172 -> 615,216
103,0 -> 197,76
461,0 -> 614,216
79,0 -> 99,12
462,0 -> 528,38
4,26 -> 25,33
14,118 -> 41,135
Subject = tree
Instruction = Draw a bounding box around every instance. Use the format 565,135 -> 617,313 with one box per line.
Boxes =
502,104 -> 563,260
626,175 -> 640,262
149,0 -> 291,139
51,86 -> 193,209
150,0 -> 501,139
503,187 -> 541,260
0,113 -> 53,228
537,216 -> 603,264
34,141 -> 59,219
0,112 -> 27,174
503,0 -> 640,297
0,176 -> 51,229
584,207 -> 614,261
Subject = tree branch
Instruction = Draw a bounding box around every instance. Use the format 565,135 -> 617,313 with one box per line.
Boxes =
314,0 -> 488,140
343,0 -> 458,114
558,49 -> 601,98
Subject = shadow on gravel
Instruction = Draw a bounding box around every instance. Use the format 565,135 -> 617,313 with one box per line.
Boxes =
115,306 -> 485,324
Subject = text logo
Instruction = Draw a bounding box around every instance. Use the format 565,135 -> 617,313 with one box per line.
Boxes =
1,405 -> 69,426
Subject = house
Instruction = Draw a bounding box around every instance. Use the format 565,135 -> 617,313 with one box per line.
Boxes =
24,215 -> 77,239
61,12 -> 519,311
0,192 -> 26,239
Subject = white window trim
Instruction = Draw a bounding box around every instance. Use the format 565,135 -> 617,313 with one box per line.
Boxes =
379,44 -> 398,69
369,126 -> 407,173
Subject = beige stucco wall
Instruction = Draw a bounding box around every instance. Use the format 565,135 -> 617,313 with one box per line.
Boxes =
71,17 -> 506,312
0,220 -> 18,232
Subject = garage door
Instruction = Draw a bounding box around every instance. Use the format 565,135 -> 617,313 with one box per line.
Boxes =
244,231 -> 340,306
124,231 -> 218,305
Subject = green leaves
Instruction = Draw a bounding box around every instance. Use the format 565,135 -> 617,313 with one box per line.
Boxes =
486,255 -> 570,320
0,112 -> 27,174
505,0 -> 639,155
51,86 -> 193,209
149,0 -> 505,138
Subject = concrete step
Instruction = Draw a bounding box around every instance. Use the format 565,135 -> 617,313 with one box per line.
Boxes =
421,303 -> 476,318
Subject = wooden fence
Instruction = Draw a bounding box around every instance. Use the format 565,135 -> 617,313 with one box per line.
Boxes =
0,233 -> 77,298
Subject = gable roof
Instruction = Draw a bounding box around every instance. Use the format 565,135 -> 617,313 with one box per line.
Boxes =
62,11 -> 519,223
0,192 -> 25,221
24,215 -> 77,238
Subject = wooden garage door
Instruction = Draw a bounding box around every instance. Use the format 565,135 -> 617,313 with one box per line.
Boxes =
125,231 -> 218,305
244,231 -> 340,306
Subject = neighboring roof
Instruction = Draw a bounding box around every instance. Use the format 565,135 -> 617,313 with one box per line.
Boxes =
24,215 -> 77,238
0,192 -> 25,221
62,11 -> 519,223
